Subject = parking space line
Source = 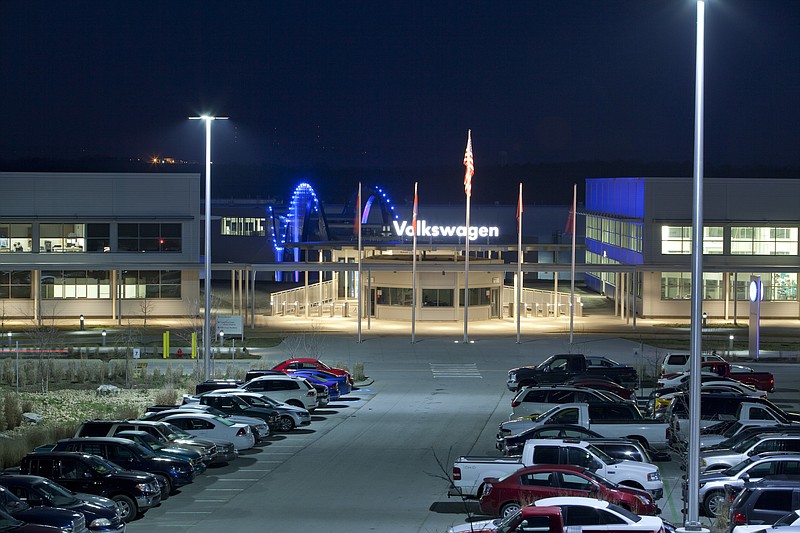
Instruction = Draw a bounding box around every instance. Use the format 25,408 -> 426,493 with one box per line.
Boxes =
165,511 -> 212,514
204,488 -> 244,491
214,478 -> 258,481
193,500 -> 227,503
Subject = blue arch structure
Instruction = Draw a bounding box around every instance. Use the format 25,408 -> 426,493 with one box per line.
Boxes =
268,182 -> 400,280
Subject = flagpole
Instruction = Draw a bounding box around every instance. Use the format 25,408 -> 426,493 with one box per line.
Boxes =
411,182 -> 418,344
357,182 -> 363,343
462,130 -> 474,344
569,183 -> 577,345
516,182 -> 523,344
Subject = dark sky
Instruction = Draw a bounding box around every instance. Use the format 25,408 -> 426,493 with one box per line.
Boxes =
1,0 -> 799,170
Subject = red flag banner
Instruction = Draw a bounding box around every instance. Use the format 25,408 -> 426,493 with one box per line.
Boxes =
516,184 -> 523,233
463,130 -> 474,197
564,204 -> 574,236
353,183 -> 362,235
412,182 -> 418,236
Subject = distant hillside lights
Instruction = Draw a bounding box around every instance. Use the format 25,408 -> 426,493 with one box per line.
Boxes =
392,219 -> 499,241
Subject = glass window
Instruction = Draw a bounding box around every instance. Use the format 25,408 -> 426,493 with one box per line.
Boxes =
730,273 -> 797,302
120,270 -> 181,299
40,271 -> 110,300
422,289 -> 453,307
375,287 -> 412,306
40,223 -> 86,253
661,225 -> 723,254
459,288 -> 491,306
117,223 -> 181,252
0,223 -> 33,252
86,224 -> 111,252
221,217 -> 266,237
732,226 -> 798,255
0,271 -> 31,299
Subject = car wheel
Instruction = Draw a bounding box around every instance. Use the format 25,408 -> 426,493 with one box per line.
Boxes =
704,491 -> 726,517
277,415 -> 296,432
500,502 -> 521,518
155,473 -> 172,498
112,494 -> 138,523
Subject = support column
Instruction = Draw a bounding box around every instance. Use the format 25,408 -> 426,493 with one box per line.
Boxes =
622,272 -> 628,323
244,267 -> 249,325
615,272 -> 620,317
238,268 -> 243,317
230,271 -> 235,314
304,269 -> 309,318
111,270 -> 117,320
723,271 -> 730,321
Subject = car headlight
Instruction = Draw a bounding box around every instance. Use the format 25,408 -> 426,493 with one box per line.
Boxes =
90,518 -> 112,527
648,471 -> 661,481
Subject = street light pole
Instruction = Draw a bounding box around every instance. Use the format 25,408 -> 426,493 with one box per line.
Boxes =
190,114 -> 227,381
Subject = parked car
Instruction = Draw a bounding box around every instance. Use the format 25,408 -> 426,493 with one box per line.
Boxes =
509,385 -> 627,419
194,379 -> 243,395
0,485 -> 88,533
498,424 -> 604,456
74,419 -> 236,465
159,413 -> 255,451
286,368 -> 352,397
18,452 -> 161,523
732,509 -> 800,533
507,354 -> 638,391
49,437 -> 196,498
114,429 -> 206,474
0,474 -> 124,533
479,464 -> 659,518
704,424 -> 800,451
0,507 -> 68,532
271,358 -> 354,386
142,405 -> 270,441
564,376 -> 637,401
238,375 -> 318,411
701,434 -> 800,472
531,497 -> 663,532
447,504 -> 566,533
192,393 -> 281,434
648,381 -> 765,419
207,390 -> 311,432
729,479 -> 800,530
685,453 -> 800,517
660,352 -> 726,376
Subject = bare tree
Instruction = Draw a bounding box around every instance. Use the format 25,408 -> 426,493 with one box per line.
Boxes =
115,319 -> 143,388
139,297 -> 154,326
23,304 -> 62,393
282,321 -> 324,359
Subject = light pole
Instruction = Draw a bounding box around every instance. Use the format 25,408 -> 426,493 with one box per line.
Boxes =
219,331 -> 225,360
190,114 -> 228,381
684,0 -> 707,531
729,334 -> 734,357
6,331 -> 10,348
79,314 -> 85,331
101,329 -> 107,347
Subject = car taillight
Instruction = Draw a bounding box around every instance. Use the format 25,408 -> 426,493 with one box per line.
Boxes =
733,513 -> 746,525
307,390 -> 316,396
511,401 -> 520,407
236,427 -> 247,437
453,467 -> 461,481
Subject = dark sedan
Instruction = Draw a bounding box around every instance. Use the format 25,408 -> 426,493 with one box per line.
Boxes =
479,464 -> 659,518
0,475 -> 123,533
0,507 -> 66,532
496,424 -> 603,456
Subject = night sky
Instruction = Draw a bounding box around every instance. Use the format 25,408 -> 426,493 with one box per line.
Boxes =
1,1 -> 799,198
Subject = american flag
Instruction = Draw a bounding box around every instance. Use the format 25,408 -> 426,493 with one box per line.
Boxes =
412,182 -> 418,236
463,129 -> 474,197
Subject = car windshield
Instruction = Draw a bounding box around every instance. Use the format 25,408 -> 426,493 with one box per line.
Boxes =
722,422 -> 745,439
773,510 -> 800,527
163,423 -> 192,439
532,405 -> 564,423
607,502 -> 641,522
135,432 -> 165,450
731,434 -> 762,453
130,441 -> 156,458
582,469 -> 619,488
213,416 -> 235,427
85,455 -> 118,475
242,395 -> 272,408
0,507 -> 24,528
0,488 -> 30,512
34,480 -> 80,506
724,457 -> 756,476
586,444 -> 618,465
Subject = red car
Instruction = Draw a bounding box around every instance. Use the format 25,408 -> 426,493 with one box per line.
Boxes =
272,358 -> 353,385
478,465 -> 658,518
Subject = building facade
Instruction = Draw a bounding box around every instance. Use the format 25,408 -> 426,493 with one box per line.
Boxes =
584,177 -> 800,319
0,172 -> 201,321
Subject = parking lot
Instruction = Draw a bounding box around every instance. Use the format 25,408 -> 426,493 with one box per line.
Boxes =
113,321 -> 800,532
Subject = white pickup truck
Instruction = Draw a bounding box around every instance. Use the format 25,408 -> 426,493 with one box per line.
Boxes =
496,402 -> 671,451
449,438 -> 663,500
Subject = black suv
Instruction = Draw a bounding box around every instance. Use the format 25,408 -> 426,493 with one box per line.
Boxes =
0,484 -> 87,533
729,478 -> 800,530
18,452 -> 160,523
195,379 -> 243,395
195,393 -> 281,431
49,437 -> 195,498
0,474 -> 124,533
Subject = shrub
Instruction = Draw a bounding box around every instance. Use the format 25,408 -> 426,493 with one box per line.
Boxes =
153,386 -> 178,406
0,421 -> 78,470
1,391 -> 23,430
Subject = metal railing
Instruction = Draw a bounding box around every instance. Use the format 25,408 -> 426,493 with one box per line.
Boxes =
502,286 -> 583,318
270,280 -> 338,316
